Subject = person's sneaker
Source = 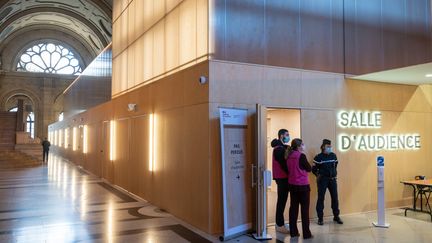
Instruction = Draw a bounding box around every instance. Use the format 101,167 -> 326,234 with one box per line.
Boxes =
317,218 -> 324,225
275,225 -> 290,234
333,217 -> 343,224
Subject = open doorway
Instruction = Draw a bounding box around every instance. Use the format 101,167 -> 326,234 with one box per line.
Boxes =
266,108 -> 301,226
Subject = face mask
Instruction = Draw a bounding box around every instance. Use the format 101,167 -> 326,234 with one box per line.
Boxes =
325,147 -> 332,154
282,136 -> 290,144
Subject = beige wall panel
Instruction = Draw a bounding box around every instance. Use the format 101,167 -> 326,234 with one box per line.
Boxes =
134,0 -> 146,38
151,74 -> 183,111
165,8 -> 180,71
114,119 -> 131,191
112,57 -> 119,95
113,0 -> 122,21
301,109 -> 336,217
134,37 -> 144,86
153,21 -> 166,77
261,66 -> 302,107
120,50 -> 128,92
112,20 -> 121,58
127,1 -> 136,46
153,0 -> 166,22
128,82 -> 152,116
143,0 -> 154,31
182,61 -> 209,106
119,12 -> 129,56
179,0 -> 197,65
127,42 -> 136,89
129,115 -> 152,199
112,91 -> 133,119
143,31 -> 154,82
209,61 -> 263,104
182,104 -> 210,228
104,121 -> 114,183
401,85 -> 432,113
166,0 -> 183,13
159,108 -> 184,213
120,0 -> 129,13
208,103 -> 223,233
300,72 -> 344,109
86,122 -> 102,177
196,0 -> 208,57
341,79 -> 420,112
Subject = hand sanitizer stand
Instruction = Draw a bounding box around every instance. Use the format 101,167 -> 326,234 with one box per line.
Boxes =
373,156 -> 390,228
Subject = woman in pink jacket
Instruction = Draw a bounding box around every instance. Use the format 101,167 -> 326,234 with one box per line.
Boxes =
286,138 -> 313,239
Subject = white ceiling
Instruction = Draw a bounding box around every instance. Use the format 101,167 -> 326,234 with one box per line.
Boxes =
352,62 -> 432,86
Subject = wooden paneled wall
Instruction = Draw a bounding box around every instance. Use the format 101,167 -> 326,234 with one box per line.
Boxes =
49,61 -> 212,232
211,0 -> 432,75
112,0 -> 209,96
209,60 -> 432,233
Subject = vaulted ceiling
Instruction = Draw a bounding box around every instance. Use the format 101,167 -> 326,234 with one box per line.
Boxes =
0,0 -> 112,64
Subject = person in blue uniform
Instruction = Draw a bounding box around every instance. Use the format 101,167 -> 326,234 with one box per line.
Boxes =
312,139 -> 343,225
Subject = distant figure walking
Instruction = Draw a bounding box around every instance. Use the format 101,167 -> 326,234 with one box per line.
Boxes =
41,138 -> 51,163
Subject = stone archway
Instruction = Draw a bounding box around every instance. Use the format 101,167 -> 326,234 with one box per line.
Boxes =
0,88 -> 40,113
0,88 -> 41,138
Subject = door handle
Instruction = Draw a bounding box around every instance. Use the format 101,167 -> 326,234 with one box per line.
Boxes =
251,164 -> 257,188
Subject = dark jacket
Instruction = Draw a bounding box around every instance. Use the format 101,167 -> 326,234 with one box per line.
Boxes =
42,140 -> 51,151
312,152 -> 338,178
271,139 -> 288,174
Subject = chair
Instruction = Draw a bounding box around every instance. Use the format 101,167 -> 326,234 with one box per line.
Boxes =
415,175 -> 431,211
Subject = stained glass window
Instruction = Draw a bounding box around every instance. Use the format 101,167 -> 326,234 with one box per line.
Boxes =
17,43 -> 82,75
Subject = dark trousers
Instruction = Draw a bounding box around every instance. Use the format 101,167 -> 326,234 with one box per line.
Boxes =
316,177 -> 340,219
43,150 -> 49,162
289,189 -> 311,238
275,178 -> 289,226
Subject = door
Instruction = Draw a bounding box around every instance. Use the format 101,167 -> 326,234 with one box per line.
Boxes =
254,104 -> 271,238
101,121 -> 114,182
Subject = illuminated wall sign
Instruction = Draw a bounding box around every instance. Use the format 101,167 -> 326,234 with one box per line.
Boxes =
337,111 -> 421,152
338,111 -> 382,128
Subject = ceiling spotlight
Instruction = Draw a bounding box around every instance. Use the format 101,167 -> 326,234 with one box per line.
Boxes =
425,74 -> 432,78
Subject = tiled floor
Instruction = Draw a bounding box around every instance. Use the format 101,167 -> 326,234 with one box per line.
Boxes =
0,155 -> 213,243
1,154 -> 431,243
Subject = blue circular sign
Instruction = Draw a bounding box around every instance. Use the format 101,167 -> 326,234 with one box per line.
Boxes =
377,156 -> 384,166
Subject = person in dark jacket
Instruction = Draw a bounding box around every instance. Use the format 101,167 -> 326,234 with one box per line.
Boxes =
271,129 -> 290,233
286,138 -> 313,239
312,139 -> 343,225
41,138 -> 51,163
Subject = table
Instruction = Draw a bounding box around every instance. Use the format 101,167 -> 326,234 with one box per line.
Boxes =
401,179 -> 432,220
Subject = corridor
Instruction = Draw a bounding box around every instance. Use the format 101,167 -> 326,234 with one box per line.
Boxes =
0,155 -> 213,242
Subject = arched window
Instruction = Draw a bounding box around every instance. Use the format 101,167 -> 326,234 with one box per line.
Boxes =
17,43 -> 82,75
8,107 -> 18,112
26,112 -> 35,138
